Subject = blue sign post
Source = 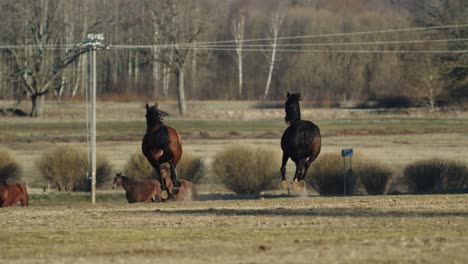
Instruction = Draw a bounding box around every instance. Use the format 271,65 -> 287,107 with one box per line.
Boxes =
341,149 -> 354,196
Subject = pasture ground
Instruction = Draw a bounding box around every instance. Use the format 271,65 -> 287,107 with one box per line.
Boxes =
1,100 -> 468,263
1,193 -> 467,263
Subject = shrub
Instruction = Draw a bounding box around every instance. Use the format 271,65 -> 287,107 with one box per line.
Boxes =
355,162 -> 393,195
403,159 -> 468,193
36,145 -> 112,192
213,145 -> 280,195
306,153 -> 347,195
306,153 -> 392,195
123,152 -> 156,181
177,152 -> 206,184
123,151 -> 205,183
0,147 -> 21,182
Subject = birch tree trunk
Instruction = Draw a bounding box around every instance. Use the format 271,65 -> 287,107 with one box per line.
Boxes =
232,10 -> 245,100
264,10 -> 284,99
175,67 -> 186,115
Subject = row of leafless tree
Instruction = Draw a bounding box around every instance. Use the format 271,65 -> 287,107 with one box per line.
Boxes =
0,0 -> 467,116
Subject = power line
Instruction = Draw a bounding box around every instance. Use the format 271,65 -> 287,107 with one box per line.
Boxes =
178,48 -> 468,54
157,23 -> 468,47
2,24 -> 467,52
189,38 -> 468,48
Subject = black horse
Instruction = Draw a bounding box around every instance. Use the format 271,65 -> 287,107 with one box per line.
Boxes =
280,92 -> 321,190
142,103 -> 183,199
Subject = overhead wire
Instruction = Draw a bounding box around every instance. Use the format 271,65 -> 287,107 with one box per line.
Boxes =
1,23 -> 467,53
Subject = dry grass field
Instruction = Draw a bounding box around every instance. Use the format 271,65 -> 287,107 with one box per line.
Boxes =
1,100 -> 468,263
1,194 -> 467,263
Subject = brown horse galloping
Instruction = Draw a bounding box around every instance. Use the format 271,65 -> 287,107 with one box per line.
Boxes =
142,102 -> 183,200
0,182 -> 29,207
112,173 -> 162,203
280,92 -> 321,191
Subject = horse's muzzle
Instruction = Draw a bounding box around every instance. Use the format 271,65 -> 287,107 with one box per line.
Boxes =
112,184 -> 115,190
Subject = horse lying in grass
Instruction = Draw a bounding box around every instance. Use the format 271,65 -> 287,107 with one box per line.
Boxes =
0,182 -> 28,207
112,173 -> 162,203
160,163 -> 198,202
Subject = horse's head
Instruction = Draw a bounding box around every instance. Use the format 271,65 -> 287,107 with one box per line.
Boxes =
284,92 -> 301,124
112,172 -> 123,189
145,102 -> 164,128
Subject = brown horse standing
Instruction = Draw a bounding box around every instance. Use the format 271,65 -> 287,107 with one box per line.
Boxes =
159,163 -> 198,201
142,102 -> 183,200
112,173 -> 162,203
0,182 -> 29,207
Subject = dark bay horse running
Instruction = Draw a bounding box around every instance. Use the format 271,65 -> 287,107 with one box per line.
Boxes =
112,173 -> 162,203
0,182 -> 29,207
280,92 -> 321,191
142,102 -> 183,199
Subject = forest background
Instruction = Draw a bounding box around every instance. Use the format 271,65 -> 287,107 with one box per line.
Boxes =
0,0 -> 467,117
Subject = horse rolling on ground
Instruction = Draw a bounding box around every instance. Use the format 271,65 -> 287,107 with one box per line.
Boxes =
159,163 -> 198,201
112,173 -> 162,203
0,182 -> 29,207
280,92 -> 321,191
142,102 -> 183,200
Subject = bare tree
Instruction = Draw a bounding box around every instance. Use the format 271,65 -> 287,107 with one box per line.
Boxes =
148,0 -> 205,115
410,56 -> 446,108
3,1 -> 89,117
263,7 -> 285,99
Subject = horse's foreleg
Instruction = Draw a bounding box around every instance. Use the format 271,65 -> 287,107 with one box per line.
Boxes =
280,152 -> 289,189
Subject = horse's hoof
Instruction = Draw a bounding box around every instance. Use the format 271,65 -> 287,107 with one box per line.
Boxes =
161,190 -> 169,200
299,180 -> 306,190
281,180 -> 290,189
292,180 -> 301,191
172,187 -> 180,195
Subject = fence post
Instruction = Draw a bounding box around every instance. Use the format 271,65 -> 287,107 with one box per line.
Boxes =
341,148 -> 354,196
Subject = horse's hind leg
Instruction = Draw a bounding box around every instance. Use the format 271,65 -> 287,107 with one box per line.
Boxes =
280,152 -> 290,189
293,159 -> 306,191
170,163 -> 181,190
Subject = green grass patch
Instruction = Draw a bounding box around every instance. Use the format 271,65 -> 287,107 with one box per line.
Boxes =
2,118 -> 467,142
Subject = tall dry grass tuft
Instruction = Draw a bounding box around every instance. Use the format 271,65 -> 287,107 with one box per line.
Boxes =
213,145 -> 280,195
123,151 -> 205,183
36,145 -> 112,192
0,147 -> 21,182
403,159 -> 468,193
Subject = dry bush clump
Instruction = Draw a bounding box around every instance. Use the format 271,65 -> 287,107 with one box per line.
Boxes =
306,153 -> 347,195
355,161 -> 393,195
403,159 -> 468,193
213,145 -> 280,195
177,152 -> 206,184
123,152 -> 156,181
36,145 -> 112,192
123,151 -> 205,183
307,153 -> 392,195
0,147 -> 21,182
